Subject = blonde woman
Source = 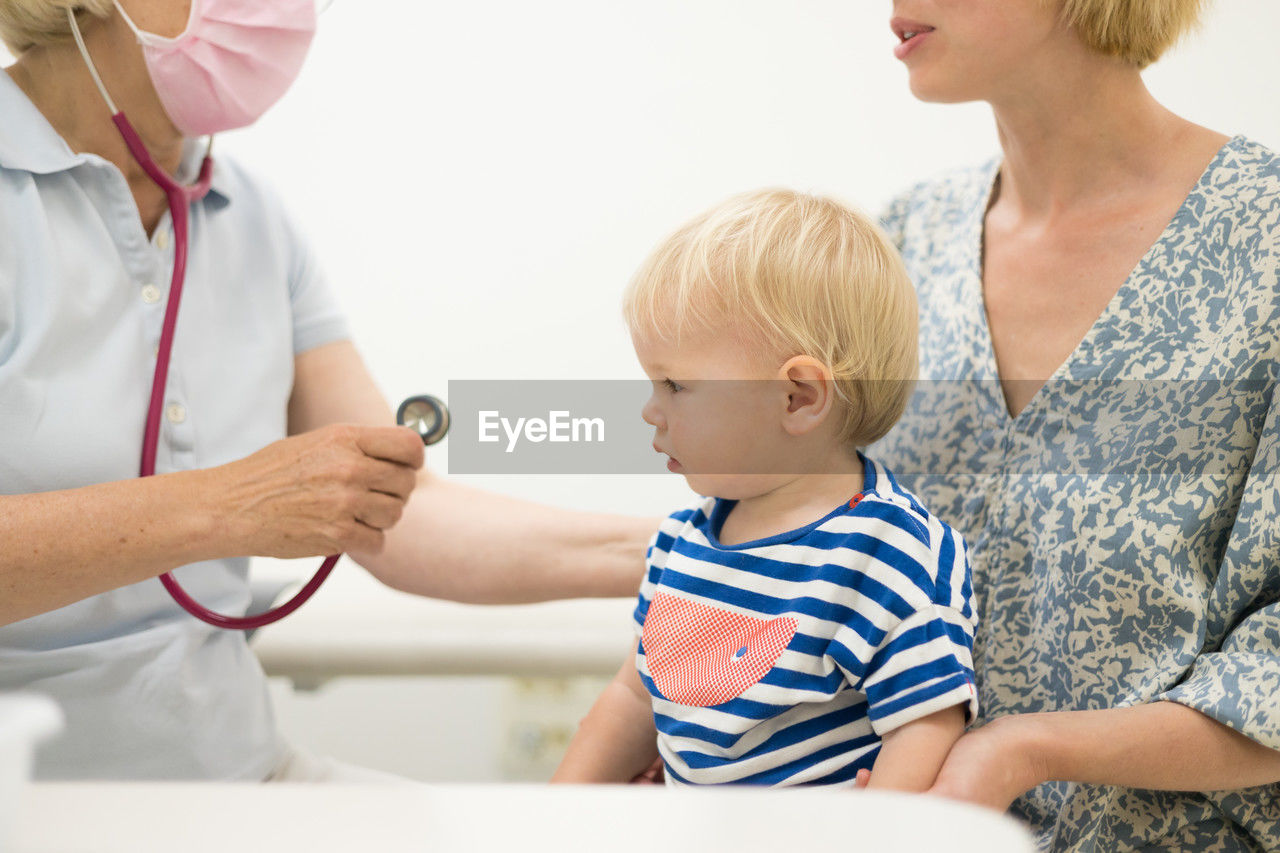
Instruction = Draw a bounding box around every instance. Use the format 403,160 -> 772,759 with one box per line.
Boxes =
864,0 -> 1280,848
0,0 -> 651,781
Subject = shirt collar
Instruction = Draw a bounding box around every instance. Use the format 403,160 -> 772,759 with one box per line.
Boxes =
0,67 -> 232,204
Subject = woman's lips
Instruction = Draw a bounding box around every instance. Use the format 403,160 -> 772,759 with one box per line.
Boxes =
890,18 -> 935,61
893,29 -> 933,60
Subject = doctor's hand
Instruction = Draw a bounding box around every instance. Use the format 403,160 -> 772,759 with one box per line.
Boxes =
204,424 -> 425,558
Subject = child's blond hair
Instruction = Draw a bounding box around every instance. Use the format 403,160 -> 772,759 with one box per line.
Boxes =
624,188 -> 918,448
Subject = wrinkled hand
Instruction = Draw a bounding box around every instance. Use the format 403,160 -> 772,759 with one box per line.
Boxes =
854,716 -> 1046,812
207,424 -> 424,557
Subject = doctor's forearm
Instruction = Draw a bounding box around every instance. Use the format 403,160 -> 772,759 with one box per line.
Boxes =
352,472 -> 654,603
0,423 -> 422,626
0,473 -> 222,626
286,340 -> 652,601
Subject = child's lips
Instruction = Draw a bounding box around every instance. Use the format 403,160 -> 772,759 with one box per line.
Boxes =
653,443 -> 682,471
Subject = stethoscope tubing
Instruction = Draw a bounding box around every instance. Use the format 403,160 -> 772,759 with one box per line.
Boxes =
129,121 -> 338,632
120,112 -> 448,631
72,3 -> 351,631
159,555 -> 341,631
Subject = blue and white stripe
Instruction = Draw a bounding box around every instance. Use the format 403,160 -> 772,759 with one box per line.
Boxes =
634,451 -> 979,786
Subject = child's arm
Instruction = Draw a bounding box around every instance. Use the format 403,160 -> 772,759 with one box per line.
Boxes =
864,703 -> 968,792
552,639 -> 660,783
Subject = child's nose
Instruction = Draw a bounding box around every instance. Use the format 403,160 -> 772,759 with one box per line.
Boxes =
641,396 -> 665,430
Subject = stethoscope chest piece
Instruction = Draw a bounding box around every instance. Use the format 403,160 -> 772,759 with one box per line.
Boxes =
397,395 -> 450,446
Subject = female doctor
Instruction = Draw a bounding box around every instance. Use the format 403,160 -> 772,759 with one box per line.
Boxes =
0,0 -> 653,781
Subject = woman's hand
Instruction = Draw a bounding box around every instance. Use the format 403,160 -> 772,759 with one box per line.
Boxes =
0,422 -> 421,625
855,715 -> 1048,812
927,716 -> 1047,810
629,756 -> 665,784
205,424 -> 425,558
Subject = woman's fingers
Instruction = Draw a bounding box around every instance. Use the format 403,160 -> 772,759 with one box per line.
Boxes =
322,428 -> 420,542
629,756 -> 665,784
343,519 -> 386,556
355,425 -> 425,469
363,457 -> 419,501
214,423 -> 427,558
354,490 -> 407,531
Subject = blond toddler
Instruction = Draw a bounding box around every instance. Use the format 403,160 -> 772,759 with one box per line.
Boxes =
553,189 -> 978,788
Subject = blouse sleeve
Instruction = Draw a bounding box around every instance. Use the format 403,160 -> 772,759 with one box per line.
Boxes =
1158,385 -> 1280,748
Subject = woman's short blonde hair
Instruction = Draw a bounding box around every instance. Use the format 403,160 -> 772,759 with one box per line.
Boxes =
0,0 -> 113,56
624,188 -> 918,449
1057,0 -> 1207,68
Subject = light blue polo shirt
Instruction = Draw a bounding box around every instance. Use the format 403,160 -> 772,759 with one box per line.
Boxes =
0,69 -> 350,780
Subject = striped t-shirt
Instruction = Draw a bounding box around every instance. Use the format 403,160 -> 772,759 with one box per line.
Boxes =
633,451 -> 979,786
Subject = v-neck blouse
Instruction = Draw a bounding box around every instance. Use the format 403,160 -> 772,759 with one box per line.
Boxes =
872,136 -> 1280,852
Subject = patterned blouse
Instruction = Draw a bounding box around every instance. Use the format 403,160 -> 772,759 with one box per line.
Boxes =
871,136 -> 1280,852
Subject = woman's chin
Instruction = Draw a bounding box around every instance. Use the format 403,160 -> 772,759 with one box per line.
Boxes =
906,71 -> 982,105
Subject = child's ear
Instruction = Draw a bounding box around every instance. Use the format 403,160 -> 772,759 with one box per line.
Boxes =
778,356 -> 835,436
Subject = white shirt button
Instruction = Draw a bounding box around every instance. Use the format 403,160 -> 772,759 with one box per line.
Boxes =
155,231 -> 170,250
141,284 -> 162,304
165,403 -> 187,424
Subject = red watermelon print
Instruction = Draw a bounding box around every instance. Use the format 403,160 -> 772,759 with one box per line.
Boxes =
642,593 -> 798,707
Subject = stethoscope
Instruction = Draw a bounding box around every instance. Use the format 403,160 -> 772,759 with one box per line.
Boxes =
70,11 -> 451,631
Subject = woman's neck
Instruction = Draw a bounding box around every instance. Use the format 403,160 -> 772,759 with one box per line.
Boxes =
5,14 -> 185,233
987,56 -> 1214,221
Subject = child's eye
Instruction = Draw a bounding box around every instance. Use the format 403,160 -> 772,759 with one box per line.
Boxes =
663,379 -> 684,393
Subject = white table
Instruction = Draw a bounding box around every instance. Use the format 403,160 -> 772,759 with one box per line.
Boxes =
14,782 -> 1035,852
249,563 -> 635,689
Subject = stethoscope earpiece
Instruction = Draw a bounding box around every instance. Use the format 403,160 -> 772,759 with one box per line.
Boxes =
397,395 -> 451,446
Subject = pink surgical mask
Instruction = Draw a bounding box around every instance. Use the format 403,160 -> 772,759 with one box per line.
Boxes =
115,0 -> 318,137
